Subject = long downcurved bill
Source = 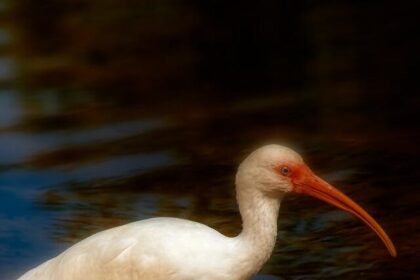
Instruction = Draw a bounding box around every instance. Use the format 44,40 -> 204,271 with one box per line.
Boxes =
293,167 -> 397,257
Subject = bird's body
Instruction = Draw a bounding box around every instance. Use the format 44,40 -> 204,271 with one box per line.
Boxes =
18,145 -> 396,280
20,218 -> 258,280
19,212 -> 278,280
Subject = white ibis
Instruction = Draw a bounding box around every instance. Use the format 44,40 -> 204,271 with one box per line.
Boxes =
18,145 -> 396,280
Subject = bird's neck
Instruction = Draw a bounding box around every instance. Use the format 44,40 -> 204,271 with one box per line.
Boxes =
233,182 -> 281,277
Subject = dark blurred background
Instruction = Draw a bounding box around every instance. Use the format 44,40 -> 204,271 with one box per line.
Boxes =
0,1 -> 418,279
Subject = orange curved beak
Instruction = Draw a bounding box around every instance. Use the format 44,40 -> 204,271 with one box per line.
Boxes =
292,165 -> 397,257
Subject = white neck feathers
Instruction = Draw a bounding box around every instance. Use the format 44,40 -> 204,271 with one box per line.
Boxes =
232,165 -> 282,277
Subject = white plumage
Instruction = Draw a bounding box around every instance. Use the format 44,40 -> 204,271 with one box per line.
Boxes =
18,145 -> 396,280
20,218 -> 252,280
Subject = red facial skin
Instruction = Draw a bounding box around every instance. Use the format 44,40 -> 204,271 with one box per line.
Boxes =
274,163 -> 397,257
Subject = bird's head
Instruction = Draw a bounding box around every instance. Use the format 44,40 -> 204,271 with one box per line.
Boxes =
237,144 -> 397,257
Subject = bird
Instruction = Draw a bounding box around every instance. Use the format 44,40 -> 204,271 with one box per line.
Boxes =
18,145 -> 396,280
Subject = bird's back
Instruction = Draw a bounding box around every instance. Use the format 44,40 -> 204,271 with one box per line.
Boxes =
18,218 -> 239,280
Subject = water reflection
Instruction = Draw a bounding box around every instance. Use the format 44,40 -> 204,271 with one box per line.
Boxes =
0,1 -> 418,279
0,57 -> 14,80
0,119 -> 164,165
0,90 -> 22,129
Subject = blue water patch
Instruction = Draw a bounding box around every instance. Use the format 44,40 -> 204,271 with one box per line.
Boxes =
0,90 -> 22,129
0,119 -> 164,165
0,169 -> 66,193
0,189 -> 64,279
0,152 -> 176,191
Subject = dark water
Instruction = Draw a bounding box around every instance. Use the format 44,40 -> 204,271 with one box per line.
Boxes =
0,1 -> 419,279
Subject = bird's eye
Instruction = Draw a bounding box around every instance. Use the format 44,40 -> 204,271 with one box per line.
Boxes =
280,166 -> 290,176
